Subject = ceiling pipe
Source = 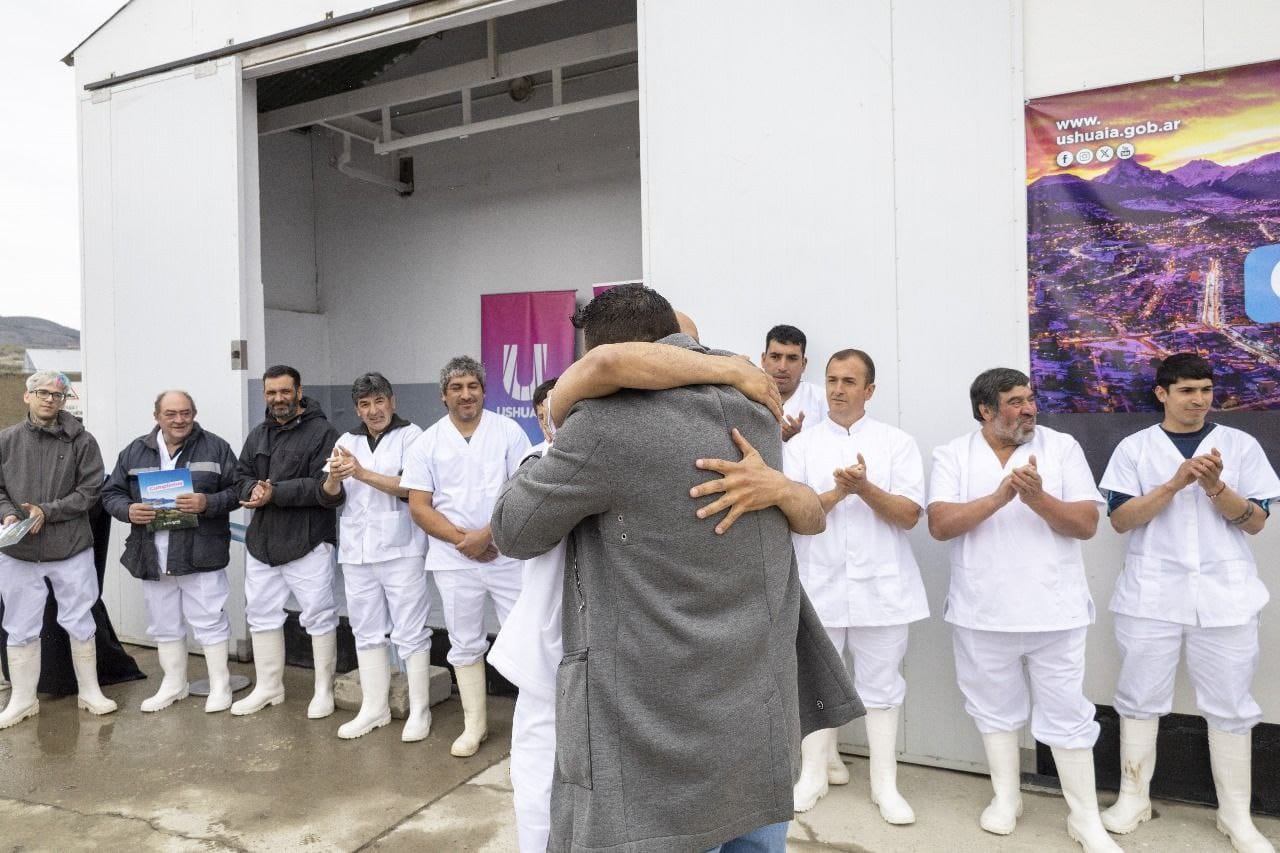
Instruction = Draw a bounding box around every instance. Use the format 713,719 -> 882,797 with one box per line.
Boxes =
332,133 -> 413,196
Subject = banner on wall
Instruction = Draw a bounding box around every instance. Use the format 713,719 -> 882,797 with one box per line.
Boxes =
1026,59 -> 1280,414
481,290 -> 577,443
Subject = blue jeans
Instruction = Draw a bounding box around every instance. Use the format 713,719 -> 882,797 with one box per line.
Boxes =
705,821 -> 789,853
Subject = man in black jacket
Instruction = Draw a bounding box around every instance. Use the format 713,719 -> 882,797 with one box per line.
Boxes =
102,390 -> 240,713
0,370 -> 116,729
230,365 -> 344,719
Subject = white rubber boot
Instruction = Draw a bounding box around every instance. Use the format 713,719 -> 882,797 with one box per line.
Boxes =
1209,728 -> 1276,853
1052,746 -> 1122,852
71,637 -> 117,715
307,631 -> 337,720
140,640 -> 189,712
401,650 -> 433,743
230,629 -> 285,716
203,641 -> 233,713
450,659 -> 489,757
827,732 -> 850,785
0,643 -> 40,729
337,646 -> 392,739
980,730 -> 1023,835
866,707 -> 915,824
1101,717 -> 1158,834
793,728 -> 833,812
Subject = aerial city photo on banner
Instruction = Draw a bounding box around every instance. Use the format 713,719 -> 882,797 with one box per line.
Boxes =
1025,59 -> 1280,413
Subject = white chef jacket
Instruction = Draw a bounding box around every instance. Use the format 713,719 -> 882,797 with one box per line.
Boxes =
328,419 -> 427,566
489,441 -> 565,697
1100,423 -> 1280,628
929,425 -> 1104,632
784,380 -> 828,426
784,415 -> 929,627
400,410 -> 531,572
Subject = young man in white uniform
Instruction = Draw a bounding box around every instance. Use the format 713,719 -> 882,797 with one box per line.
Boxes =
928,368 -> 1118,853
323,373 -> 433,742
403,355 -> 530,757
784,349 -> 928,822
1099,353 -> 1280,852
762,324 -> 827,441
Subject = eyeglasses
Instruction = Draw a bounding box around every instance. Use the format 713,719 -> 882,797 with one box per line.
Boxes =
32,389 -> 71,402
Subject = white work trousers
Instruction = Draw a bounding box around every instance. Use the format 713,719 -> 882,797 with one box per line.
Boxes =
510,686 -> 556,853
953,626 -> 1099,749
0,549 -> 97,646
431,564 -> 522,667
825,624 -> 910,709
142,570 -> 231,646
244,543 -> 338,635
1114,613 -> 1262,734
341,556 -> 433,658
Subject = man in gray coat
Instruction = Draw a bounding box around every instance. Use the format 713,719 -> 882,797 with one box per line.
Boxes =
492,284 -> 861,852
0,370 -> 116,729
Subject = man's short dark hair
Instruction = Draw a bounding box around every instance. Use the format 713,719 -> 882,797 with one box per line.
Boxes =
969,367 -> 1030,422
765,325 -> 807,354
533,377 -> 557,408
351,372 -> 394,404
827,349 -> 876,385
264,365 -> 302,387
571,284 -> 679,350
1155,352 -> 1213,390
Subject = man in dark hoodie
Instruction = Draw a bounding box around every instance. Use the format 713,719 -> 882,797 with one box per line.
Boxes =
0,370 -> 117,729
230,365 -> 344,719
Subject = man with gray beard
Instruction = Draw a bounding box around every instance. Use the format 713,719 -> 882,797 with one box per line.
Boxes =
927,368 -> 1117,852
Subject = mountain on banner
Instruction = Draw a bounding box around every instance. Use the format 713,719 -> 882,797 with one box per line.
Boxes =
1092,158 -> 1184,192
1028,149 -> 1280,223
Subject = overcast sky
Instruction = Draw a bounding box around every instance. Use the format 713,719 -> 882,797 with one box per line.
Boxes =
1,2 -> 123,331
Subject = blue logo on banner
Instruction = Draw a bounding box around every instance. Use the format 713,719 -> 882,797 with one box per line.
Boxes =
1245,243 -> 1280,323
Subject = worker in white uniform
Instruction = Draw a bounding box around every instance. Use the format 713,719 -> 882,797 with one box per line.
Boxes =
762,324 -> 827,441
489,378 -> 562,853
402,355 -> 530,757
323,373 -> 434,742
928,367 -> 1118,853
1098,353 -> 1280,853
784,349 -> 927,822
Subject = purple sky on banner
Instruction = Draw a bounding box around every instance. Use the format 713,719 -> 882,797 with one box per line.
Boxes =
481,291 -> 577,443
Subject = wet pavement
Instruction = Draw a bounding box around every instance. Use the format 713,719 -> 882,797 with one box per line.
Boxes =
2,645 -> 1278,851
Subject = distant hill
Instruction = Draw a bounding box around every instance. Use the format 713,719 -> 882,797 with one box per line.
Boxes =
0,316 -> 80,348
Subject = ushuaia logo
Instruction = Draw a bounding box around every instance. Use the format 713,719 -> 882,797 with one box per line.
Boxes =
1245,244 -> 1280,323
502,343 -> 547,401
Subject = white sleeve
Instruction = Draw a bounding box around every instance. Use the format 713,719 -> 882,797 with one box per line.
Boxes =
1235,434 -> 1280,501
891,432 -> 927,508
783,432 -> 807,483
928,442 -> 961,506
399,430 -> 436,493
1098,435 -> 1142,497
506,420 -> 533,478
1060,437 -> 1105,505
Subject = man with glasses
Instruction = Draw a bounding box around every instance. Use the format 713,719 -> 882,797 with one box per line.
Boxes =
102,391 -> 241,714
0,370 -> 116,729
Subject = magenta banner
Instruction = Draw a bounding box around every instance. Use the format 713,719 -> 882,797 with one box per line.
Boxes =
481,290 -> 578,443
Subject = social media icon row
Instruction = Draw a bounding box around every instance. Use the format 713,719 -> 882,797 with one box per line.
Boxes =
1055,143 -> 1135,168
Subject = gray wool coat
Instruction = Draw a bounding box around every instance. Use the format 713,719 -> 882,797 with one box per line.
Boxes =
492,335 -> 862,853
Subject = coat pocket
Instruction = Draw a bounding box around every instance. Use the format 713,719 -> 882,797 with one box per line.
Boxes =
555,649 -> 593,790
